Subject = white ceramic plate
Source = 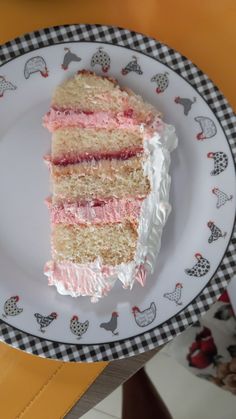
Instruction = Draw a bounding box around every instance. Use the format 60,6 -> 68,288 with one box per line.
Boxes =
0,25 -> 235,362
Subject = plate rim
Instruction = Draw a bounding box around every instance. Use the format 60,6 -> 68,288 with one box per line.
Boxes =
0,23 -> 235,362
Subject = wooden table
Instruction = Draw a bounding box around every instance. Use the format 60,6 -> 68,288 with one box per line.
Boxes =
66,348 -> 160,418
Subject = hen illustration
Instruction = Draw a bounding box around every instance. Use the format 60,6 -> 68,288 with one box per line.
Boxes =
70,315 -> 89,339
24,56 -> 49,79
121,56 -> 143,75
151,72 -> 169,93
100,312 -> 119,335
207,152 -> 228,176
207,221 -> 226,243
212,187 -> 233,209
163,283 -> 183,305
195,116 -> 217,140
0,76 -> 17,97
174,96 -> 196,116
34,312 -> 57,333
2,296 -> 23,318
132,302 -> 156,327
185,253 -> 210,277
61,48 -> 81,70
91,47 -> 110,73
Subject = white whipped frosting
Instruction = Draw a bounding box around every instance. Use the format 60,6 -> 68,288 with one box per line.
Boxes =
117,123 -> 178,289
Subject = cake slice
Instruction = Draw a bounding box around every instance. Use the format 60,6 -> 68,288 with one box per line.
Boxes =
43,70 -> 177,302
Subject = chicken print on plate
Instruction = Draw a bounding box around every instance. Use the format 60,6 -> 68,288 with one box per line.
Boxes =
185,253 -> 210,277
174,96 -> 196,116
163,283 -> 183,305
90,47 -> 110,73
61,48 -> 81,70
34,312 -> 58,333
70,315 -> 89,339
0,76 -> 17,98
121,56 -> 143,76
2,296 -> 23,318
24,56 -> 49,79
207,152 -> 228,176
212,188 -> 233,209
100,312 -> 119,336
207,221 -> 227,243
151,72 -> 169,94
132,302 -> 156,327
195,116 -> 217,140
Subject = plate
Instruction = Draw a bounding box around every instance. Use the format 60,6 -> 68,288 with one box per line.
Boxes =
0,24 -> 235,362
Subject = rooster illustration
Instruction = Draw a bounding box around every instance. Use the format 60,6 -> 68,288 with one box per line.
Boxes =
151,72 -> 169,94
212,187 -> 233,209
70,315 -> 89,339
174,96 -> 196,116
2,296 -> 23,318
163,283 -> 183,305
91,47 -> 110,73
195,116 -> 217,140
207,221 -> 226,243
121,56 -> 143,75
24,56 -> 49,79
61,48 -> 81,70
207,152 -> 228,176
100,312 -> 119,335
185,253 -> 210,277
132,302 -> 156,327
0,76 -> 17,97
34,312 -> 57,333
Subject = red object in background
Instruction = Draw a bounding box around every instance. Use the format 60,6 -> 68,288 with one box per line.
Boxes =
187,327 -> 218,369
219,291 -> 230,303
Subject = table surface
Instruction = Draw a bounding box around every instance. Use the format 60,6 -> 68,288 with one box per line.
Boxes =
66,348 -> 160,418
1,2 -> 235,417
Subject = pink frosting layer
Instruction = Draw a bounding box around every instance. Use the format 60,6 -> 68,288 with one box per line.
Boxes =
43,107 -> 164,133
44,260 -> 116,302
47,198 -> 143,225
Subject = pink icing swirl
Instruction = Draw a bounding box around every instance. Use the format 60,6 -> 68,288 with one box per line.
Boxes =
134,263 -> 147,287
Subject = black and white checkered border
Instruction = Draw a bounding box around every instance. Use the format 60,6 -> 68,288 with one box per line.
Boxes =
0,24 -> 235,362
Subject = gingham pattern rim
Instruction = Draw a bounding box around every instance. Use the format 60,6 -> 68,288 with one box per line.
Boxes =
0,24 -> 235,362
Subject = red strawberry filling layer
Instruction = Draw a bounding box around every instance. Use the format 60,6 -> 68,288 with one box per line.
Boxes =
48,147 -> 144,166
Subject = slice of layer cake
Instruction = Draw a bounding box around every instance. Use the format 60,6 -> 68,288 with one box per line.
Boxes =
43,70 -> 177,302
